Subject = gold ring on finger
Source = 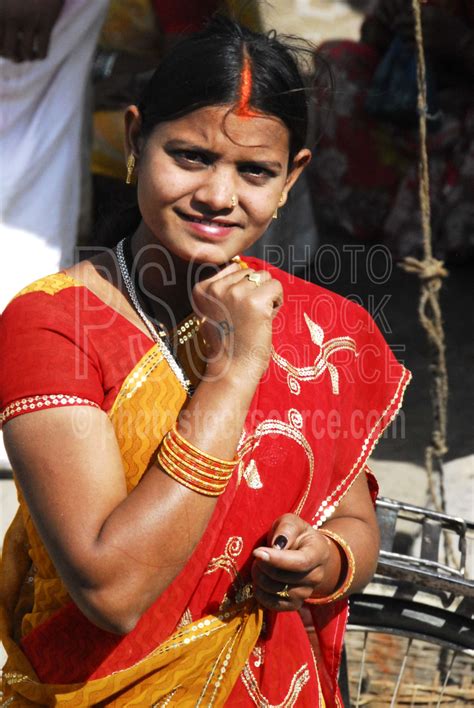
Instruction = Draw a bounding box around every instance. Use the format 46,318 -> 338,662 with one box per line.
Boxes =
246,272 -> 262,287
276,583 -> 290,599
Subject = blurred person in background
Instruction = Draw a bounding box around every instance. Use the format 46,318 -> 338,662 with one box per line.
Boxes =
0,0 -> 108,472
0,0 -> 108,312
311,0 -> 474,263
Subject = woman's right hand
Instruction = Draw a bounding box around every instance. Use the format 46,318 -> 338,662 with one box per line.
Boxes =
192,262 -> 283,382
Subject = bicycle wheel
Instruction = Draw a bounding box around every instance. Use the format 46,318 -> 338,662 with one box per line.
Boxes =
345,595 -> 473,706
341,498 -> 474,707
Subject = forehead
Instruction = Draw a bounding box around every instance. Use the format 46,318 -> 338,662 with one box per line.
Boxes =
150,105 -> 290,160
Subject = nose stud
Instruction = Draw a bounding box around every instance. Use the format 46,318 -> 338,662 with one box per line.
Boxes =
231,195 -> 237,208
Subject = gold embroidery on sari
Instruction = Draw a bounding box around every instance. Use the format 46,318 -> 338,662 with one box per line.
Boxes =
240,661 -> 310,707
239,459 -> 263,489
272,313 -> 357,395
287,408 -> 303,429
152,687 -> 179,707
1,394 -> 99,425
239,420 -> 314,516
288,375 -> 301,396
311,368 -> 412,527
205,536 -> 244,580
252,644 -> 265,668
110,346 -> 165,413
176,608 -> 193,629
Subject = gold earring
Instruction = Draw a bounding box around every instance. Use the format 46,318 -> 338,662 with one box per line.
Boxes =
231,195 -> 237,208
273,193 -> 285,220
126,154 -> 136,184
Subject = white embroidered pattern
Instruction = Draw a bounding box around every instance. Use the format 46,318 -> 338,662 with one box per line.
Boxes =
239,459 -> 263,489
176,608 -> 193,629
204,536 -> 244,580
238,419 -> 314,516
271,313 -> 357,395
240,662 -> 310,707
1,394 -> 100,425
311,368 -> 412,527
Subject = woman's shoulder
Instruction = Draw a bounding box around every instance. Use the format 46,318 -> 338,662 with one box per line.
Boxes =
2,272 -> 83,321
0,273 -> 89,350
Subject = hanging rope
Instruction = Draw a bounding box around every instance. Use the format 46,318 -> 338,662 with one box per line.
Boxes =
399,1 -> 450,523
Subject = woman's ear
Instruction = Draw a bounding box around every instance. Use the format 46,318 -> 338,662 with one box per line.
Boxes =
124,105 -> 143,159
282,148 -> 312,203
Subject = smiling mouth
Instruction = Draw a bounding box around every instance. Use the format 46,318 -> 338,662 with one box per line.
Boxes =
177,210 -> 240,228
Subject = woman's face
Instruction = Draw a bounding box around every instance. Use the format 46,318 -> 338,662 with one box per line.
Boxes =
127,105 -> 310,265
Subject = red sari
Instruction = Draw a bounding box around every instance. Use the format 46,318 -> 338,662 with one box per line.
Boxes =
0,257 -> 410,705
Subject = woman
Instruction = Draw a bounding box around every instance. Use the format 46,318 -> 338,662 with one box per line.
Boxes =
0,17 -> 410,706
311,0 -> 474,262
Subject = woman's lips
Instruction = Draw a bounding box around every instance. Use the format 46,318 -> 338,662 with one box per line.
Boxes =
177,210 -> 240,239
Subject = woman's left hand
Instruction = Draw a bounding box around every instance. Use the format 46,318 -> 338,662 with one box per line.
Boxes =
251,514 -> 333,611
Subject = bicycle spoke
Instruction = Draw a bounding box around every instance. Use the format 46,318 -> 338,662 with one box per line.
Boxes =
436,650 -> 457,708
355,630 -> 368,707
390,636 -> 412,708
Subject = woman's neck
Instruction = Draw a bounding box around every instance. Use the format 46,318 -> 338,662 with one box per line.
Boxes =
130,224 -> 221,332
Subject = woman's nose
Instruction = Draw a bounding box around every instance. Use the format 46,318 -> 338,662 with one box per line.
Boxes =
192,170 -> 237,212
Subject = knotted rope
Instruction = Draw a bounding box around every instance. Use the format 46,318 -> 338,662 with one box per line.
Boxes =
399,1 -> 450,524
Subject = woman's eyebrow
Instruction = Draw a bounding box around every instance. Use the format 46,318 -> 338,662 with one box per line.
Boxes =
164,139 -> 217,157
238,159 -> 283,171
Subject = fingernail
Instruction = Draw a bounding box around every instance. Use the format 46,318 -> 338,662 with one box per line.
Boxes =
253,549 -> 270,561
273,535 -> 288,550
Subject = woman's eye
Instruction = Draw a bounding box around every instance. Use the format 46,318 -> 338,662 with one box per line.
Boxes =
240,164 -> 274,180
174,150 -> 208,165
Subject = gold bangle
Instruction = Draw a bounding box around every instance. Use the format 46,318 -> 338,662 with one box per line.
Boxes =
171,425 -> 239,467
304,529 -> 355,606
163,435 -> 234,479
157,458 -> 224,497
157,450 -> 228,491
157,453 -> 228,495
160,443 -> 233,485
156,426 -> 238,497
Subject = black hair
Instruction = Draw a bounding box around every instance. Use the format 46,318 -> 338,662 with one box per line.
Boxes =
138,15 -> 311,161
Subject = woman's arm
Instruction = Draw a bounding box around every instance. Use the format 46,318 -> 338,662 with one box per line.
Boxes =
5,264 -> 283,634
251,472 -> 380,609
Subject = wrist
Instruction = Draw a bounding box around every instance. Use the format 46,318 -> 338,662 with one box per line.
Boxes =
305,529 -> 355,605
204,358 -> 264,389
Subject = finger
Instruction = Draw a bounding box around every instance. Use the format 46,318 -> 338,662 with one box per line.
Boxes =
252,546 -> 317,575
253,586 -> 300,612
268,513 -> 308,550
228,270 -> 272,298
251,562 -> 311,595
198,262 -> 245,287
253,559 -> 312,586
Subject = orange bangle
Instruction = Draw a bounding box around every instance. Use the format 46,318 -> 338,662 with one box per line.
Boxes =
304,529 -> 355,605
156,425 -> 239,497
171,425 -> 239,468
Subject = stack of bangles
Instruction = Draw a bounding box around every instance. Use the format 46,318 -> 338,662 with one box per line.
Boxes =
304,529 -> 356,605
157,424 -> 240,497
